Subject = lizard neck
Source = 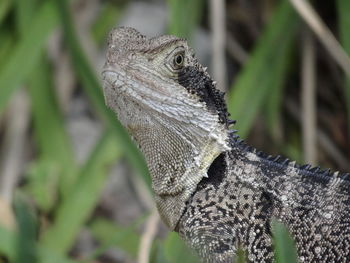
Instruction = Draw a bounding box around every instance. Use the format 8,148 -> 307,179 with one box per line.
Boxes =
178,146 -> 275,262
129,112 -> 231,229
179,140 -> 350,262
196,143 -> 270,196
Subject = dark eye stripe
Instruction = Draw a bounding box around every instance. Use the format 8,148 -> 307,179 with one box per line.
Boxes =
178,66 -> 229,125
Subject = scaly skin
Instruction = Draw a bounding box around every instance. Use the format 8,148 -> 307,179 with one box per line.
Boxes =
102,27 -> 350,262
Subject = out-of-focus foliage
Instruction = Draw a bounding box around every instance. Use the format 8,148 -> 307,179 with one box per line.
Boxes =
0,0 -> 348,262
272,220 -> 298,263
167,0 -> 203,40
228,1 -> 299,138
337,0 -> 350,133
163,233 -> 199,263
0,0 -> 58,113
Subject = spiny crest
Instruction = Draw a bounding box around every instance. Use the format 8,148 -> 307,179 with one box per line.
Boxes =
236,139 -> 350,184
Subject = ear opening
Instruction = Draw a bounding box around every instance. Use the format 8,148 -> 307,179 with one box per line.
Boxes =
197,152 -> 227,190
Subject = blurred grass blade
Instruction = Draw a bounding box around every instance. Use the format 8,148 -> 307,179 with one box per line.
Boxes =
0,0 -> 58,113
163,232 -> 199,263
0,28 -> 14,72
0,225 -> 79,263
0,0 -> 12,24
152,242 -> 168,263
263,42 -> 295,139
89,217 -> 143,259
38,250 -> 78,263
15,0 -> 37,35
41,130 -> 122,254
272,220 -> 298,263
0,224 -> 78,263
27,58 -> 77,195
337,0 -> 350,135
25,160 -> 60,212
235,247 -> 247,263
167,0 -> 203,40
228,1 -> 299,137
55,0 -> 150,187
13,197 -> 38,263
0,225 -> 16,261
15,0 -> 76,197
91,2 -> 123,45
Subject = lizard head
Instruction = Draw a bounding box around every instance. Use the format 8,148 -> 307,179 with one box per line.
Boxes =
102,27 -> 231,229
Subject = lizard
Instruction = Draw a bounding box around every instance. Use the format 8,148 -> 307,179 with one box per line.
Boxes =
102,27 -> 350,262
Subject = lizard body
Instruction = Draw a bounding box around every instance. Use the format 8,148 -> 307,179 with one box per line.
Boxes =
102,27 -> 350,262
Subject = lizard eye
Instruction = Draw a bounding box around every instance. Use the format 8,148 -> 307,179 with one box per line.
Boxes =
173,53 -> 185,68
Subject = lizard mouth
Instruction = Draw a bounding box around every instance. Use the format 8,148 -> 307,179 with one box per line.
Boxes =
102,66 -> 175,102
102,68 -> 126,90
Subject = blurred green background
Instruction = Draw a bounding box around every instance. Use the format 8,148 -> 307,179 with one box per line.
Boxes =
0,0 -> 349,262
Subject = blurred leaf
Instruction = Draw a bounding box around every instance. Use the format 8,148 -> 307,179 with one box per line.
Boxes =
151,241 -> 168,263
0,0 -> 12,24
272,220 -> 298,263
337,0 -> 350,134
55,0 -> 151,188
163,232 -> 199,263
89,218 -> 141,259
263,45 -> 295,140
38,249 -> 78,263
13,196 -> 38,263
0,224 -> 78,263
235,247 -> 247,263
167,0 -> 203,41
91,2 -> 122,45
16,0 -> 77,197
0,224 -> 16,261
15,0 -> 37,35
228,1 -> 299,138
0,0 -> 58,113
25,160 -> 60,212
0,29 -> 14,72
41,130 -> 122,254
284,144 -> 303,165
27,57 -> 77,195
